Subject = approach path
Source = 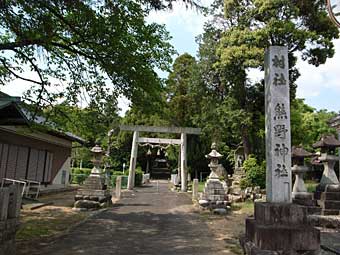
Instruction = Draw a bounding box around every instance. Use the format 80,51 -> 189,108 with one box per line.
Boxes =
23,181 -> 231,255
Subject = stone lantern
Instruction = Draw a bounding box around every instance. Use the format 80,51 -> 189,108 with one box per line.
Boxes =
74,143 -> 112,210
90,144 -> 105,176
206,143 -> 223,179
313,135 -> 340,215
313,135 -> 340,188
199,143 -> 230,213
291,146 -> 313,200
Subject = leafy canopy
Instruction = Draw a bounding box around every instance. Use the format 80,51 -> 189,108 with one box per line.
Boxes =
0,0 -> 175,108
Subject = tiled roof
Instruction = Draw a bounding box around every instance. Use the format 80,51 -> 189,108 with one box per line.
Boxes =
0,92 -> 86,144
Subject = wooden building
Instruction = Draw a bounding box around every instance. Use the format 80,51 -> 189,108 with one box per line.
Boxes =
0,92 -> 85,185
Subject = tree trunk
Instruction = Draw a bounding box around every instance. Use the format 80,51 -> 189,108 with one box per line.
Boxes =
242,126 -> 251,159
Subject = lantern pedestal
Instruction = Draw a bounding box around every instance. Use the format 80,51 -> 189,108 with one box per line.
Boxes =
74,145 -> 112,210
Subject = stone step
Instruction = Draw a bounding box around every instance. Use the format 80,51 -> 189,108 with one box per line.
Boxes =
321,192 -> 340,201
322,209 -> 340,216
293,198 -> 317,207
318,200 -> 340,210
307,206 -> 322,215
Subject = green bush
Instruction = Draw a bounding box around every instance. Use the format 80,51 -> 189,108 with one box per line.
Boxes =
135,167 -> 144,187
71,168 -> 92,184
110,168 -> 144,188
242,156 -> 266,189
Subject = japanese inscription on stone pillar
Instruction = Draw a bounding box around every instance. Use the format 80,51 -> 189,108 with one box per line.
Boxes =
265,46 -> 292,203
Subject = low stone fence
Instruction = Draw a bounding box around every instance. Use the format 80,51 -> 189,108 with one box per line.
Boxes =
0,185 -> 23,255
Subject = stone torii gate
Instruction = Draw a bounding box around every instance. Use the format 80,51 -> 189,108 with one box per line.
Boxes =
119,125 -> 201,191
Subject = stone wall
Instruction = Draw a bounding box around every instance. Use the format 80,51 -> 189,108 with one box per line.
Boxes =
0,185 -> 23,255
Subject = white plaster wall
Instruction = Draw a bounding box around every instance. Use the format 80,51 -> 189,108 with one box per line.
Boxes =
52,157 -> 71,185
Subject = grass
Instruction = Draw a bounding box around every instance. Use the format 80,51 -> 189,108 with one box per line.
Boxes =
17,207 -> 89,241
198,181 -> 205,192
305,180 -> 318,193
231,200 -> 254,214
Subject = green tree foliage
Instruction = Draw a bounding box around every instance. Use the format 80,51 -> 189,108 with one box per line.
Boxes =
166,53 -> 197,127
0,0 -> 175,109
214,0 -> 339,157
291,99 -> 337,150
240,155 -> 266,189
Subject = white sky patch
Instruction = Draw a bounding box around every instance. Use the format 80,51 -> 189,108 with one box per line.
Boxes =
147,0 -> 214,43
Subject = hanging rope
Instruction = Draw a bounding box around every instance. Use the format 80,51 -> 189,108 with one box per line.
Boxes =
138,142 -> 179,150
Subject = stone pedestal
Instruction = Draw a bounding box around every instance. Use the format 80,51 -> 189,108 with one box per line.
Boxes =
74,174 -> 112,210
199,143 -> 230,213
230,167 -> 246,197
241,203 -> 320,254
315,184 -> 340,215
200,177 -> 229,209
292,165 -> 321,215
314,154 -> 340,215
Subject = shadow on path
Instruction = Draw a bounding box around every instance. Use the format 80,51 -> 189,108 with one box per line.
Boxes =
18,182 -> 230,255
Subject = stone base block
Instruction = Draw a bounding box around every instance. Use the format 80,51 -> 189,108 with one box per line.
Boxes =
320,191 -> 340,200
318,200 -> 340,210
246,219 -> 320,251
82,175 -> 106,190
307,206 -> 322,215
240,237 -> 320,255
254,202 -> 308,225
0,239 -> 16,255
322,209 -> 340,216
242,203 -> 320,254
77,189 -> 110,197
293,198 -> 316,207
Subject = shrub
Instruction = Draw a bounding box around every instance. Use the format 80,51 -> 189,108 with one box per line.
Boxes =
135,167 -> 144,187
71,168 -> 92,184
242,156 -> 266,189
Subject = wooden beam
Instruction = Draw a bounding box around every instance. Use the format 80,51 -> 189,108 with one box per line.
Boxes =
137,137 -> 181,145
119,125 -> 201,135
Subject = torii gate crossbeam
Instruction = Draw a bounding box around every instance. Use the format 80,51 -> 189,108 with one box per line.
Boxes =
119,125 -> 201,192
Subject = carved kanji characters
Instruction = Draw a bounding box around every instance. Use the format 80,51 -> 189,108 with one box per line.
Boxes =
272,55 -> 285,69
274,124 -> 288,139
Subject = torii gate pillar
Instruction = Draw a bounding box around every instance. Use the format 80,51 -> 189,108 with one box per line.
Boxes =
127,131 -> 139,190
119,125 -> 201,191
181,133 -> 187,192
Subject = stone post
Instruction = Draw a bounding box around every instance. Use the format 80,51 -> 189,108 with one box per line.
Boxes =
116,176 -> 122,199
265,46 -> 292,203
241,46 -> 320,254
128,131 -> 139,190
192,179 -> 199,201
180,133 -> 187,192
338,131 -> 340,179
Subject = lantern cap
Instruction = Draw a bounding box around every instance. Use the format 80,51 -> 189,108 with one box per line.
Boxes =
91,144 -> 104,154
312,134 -> 340,149
292,146 -> 313,158
206,143 -> 223,159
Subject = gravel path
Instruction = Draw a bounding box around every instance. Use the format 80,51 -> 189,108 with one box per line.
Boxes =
20,181 -> 231,255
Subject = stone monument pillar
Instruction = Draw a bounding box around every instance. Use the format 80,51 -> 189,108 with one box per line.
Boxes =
241,46 -> 320,254
74,144 -> 112,210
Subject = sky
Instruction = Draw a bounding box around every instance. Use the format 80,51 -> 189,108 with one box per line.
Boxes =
2,1 -> 340,114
